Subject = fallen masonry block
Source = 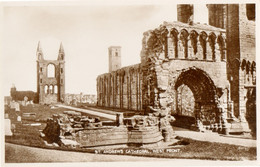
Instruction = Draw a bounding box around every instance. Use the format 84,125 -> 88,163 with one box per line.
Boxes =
22,113 -> 36,117
23,123 -> 41,126
60,139 -> 79,147
42,112 -> 175,147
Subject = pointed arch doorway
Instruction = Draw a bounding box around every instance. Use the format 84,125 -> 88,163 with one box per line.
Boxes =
172,67 -> 219,130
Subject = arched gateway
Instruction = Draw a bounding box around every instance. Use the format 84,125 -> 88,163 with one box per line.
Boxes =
171,67 -> 220,131
97,21 -> 241,135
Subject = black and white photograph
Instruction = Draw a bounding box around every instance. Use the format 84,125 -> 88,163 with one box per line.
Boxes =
0,0 -> 258,166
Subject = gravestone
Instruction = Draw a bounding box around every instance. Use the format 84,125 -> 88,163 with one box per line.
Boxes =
5,119 -> 13,136
21,101 -> 26,106
26,101 -> 30,106
116,113 -> 124,127
15,102 -> 20,112
17,116 -> 22,122
10,101 -> 16,109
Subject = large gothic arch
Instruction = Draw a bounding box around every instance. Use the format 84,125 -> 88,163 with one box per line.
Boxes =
167,67 -> 221,130
174,67 -> 217,105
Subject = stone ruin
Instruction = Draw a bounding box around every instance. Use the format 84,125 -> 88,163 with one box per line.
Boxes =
42,110 -> 175,148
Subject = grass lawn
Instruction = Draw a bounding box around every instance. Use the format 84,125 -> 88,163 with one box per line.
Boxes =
5,104 -> 257,161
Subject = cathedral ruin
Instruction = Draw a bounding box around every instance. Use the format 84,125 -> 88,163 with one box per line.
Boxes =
96,4 -> 256,135
36,42 -> 66,104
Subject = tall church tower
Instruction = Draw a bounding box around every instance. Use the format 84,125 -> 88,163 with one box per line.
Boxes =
36,41 -> 65,104
207,4 -> 256,134
108,46 -> 121,72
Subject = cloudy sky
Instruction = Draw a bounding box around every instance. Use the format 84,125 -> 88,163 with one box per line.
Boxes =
1,1 -> 208,96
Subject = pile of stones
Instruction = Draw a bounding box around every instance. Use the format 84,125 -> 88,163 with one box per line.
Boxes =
42,111 -> 102,144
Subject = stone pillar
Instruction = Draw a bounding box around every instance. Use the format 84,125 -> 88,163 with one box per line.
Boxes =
218,104 -> 229,134
215,41 -> 221,62
178,40 -> 184,59
167,34 -> 175,59
207,40 -> 213,61
188,38 -> 193,59
191,102 -> 203,131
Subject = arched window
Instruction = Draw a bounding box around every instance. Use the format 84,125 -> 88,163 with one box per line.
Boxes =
199,32 -> 207,60
190,30 -> 198,55
49,85 -> 53,94
170,28 -> 179,58
54,85 -> 58,94
44,85 -> 48,94
217,35 -> 226,61
208,33 -> 216,61
180,29 -> 189,58
38,53 -> 42,60
47,64 -> 55,78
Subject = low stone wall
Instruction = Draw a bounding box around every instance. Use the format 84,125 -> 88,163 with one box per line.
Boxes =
42,112 -> 165,147
75,127 -> 128,147
128,126 -> 163,144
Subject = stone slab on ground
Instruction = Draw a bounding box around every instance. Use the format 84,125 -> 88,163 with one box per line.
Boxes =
5,119 -> 13,136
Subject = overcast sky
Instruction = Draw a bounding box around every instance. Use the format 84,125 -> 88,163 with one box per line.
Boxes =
1,1 -> 208,96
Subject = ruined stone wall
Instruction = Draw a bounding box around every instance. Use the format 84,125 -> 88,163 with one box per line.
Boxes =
97,64 -> 143,111
36,43 -> 65,105
226,4 -> 256,118
139,21 -> 231,131
141,21 -> 229,111
97,21 -> 229,119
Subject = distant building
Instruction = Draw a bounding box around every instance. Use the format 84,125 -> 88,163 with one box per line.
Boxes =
4,96 -> 12,105
36,41 -> 65,104
97,4 -> 256,135
64,93 -> 96,105
10,85 -> 37,102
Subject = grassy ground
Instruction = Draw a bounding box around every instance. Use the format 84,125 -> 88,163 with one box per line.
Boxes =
5,104 -> 257,161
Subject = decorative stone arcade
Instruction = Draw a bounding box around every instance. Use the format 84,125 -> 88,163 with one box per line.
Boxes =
140,21 -> 232,134
97,21 -> 234,134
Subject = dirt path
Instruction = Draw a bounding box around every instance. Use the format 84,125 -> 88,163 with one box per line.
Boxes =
56,104 -> 116,120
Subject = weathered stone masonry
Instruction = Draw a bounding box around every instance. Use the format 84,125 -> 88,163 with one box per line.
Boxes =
97,21 -> 231,133
97,4 -> 256,134
97,64 -> 143,111
36,42 -> 65,105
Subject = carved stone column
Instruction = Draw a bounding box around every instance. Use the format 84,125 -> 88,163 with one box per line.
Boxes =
218,103 -> 229,134
178,38 -> 184,59
215,41 -> 221,62
191,102 -> 203,131
188,38 -> 193,59
167,34 -> 175,59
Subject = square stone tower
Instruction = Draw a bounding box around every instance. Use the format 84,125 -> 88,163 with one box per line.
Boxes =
36,42 -> 65,104
207,4 -> 256,134
108,46 -> 121,72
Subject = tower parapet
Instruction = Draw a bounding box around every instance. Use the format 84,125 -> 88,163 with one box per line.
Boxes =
108,46 -> 121,72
